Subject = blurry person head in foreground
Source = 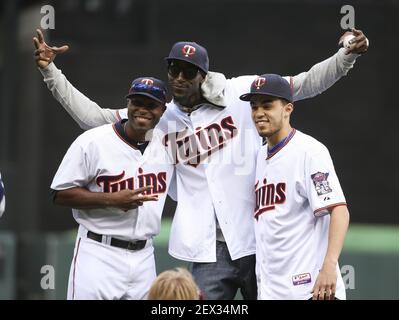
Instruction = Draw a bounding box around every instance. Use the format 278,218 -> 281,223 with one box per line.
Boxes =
148,267 -> 202,300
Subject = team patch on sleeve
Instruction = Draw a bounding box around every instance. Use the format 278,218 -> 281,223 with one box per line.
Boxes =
311,172 -> 332,196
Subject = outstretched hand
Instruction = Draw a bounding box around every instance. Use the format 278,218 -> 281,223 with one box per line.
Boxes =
33,29 -> 69,69
338,28 -> 369,55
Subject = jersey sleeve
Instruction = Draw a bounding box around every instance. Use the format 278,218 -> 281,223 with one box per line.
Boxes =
39,63 -> 121,130
286,48 -> 359,102
304,147 -> 347,217
201,72 -> 257,108
222,75 -> 258,109
50,136 -> 95,191
116,108 -> 128,120
228,75 -> 258,94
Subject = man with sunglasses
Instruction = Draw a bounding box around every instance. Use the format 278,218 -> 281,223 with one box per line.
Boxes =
50,77 -> 175,299
34,28 -> 369,299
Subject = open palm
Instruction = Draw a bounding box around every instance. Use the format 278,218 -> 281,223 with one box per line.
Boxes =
33,29 -> 69,69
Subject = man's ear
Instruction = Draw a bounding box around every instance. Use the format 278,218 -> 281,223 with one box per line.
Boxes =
284,103 -> 294,118
200,71 -> 207,84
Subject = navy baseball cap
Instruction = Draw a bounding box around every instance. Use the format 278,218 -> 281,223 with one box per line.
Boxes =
165,41 -> 209,74
239,74 -> 293,103
126,77 -> 169,105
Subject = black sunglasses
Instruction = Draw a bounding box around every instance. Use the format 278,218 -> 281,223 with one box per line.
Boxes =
168,63 -> 200,80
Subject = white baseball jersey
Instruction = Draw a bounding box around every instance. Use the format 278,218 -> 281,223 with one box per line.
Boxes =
51,121 -> 174,240
0,172 -> 5,217
254,129 -> 347,300
41,48 -> 359,262
119,76 -> 264,262
51,120 -> 174,299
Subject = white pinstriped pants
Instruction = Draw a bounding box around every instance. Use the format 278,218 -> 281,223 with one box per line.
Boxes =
67,225 -> 156,300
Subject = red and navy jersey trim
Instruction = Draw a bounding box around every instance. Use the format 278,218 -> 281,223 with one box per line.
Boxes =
314,203 -> 347,216
266,128 -> 296,160
116,110 -> 122,121
113,120 -> 149,154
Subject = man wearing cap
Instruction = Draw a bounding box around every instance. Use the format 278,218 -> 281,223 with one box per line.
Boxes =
240,74 -> 349,300
34,28 -> 367,299
50,77 -> 175,299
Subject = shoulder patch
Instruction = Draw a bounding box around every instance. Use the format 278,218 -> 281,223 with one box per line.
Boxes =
311,172 -> 332,196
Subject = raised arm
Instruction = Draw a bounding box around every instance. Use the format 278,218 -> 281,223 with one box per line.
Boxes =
33,29 -> 121,130
289,28 -> 369,102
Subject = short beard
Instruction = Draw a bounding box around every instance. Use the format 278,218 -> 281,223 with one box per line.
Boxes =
262,121 -> 283,140
174,95 -> 191,108
173,83 -> 203,109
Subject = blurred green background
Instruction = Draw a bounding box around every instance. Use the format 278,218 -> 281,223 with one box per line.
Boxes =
1,220 -> 399,300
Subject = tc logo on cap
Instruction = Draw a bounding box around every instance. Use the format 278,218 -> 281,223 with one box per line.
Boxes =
254,77 -> 266,89
141,79 -> 154,86
182,45 -> 196,57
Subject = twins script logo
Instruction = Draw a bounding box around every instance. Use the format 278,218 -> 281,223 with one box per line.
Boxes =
182,45 -> 196,57
163,116 -> 238,167
254,178 -> 286,219
96,169 -> 167,195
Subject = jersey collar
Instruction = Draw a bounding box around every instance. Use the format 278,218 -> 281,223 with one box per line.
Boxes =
267,128 -> 296,160
173,99 -> 225,115
113,119 -> 149,154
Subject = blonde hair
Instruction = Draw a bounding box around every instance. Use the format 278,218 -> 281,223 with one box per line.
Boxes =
148,267 -> 200,300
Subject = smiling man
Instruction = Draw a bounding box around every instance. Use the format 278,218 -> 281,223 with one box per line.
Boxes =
50,77 -> 175,300
240,74 -> 350,300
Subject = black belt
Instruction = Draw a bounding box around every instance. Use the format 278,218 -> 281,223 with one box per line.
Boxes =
87,231 -> 147,251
